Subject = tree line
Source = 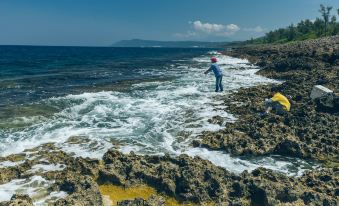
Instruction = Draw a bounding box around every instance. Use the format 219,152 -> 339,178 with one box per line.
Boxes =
248,5 -> 339,44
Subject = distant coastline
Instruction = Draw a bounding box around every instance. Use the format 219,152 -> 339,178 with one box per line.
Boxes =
112,39 -> 230,48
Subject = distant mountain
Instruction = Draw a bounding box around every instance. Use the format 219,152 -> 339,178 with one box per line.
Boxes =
112,39 -> 229,48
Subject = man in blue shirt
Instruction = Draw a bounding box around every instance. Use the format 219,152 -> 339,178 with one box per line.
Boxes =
204,57 -> 223,92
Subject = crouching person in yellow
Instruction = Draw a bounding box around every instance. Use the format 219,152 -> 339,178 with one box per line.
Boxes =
264,87 -> 291,115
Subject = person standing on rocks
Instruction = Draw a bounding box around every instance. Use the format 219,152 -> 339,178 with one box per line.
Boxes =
264,87 -> 291,115
204,57 -> 223,92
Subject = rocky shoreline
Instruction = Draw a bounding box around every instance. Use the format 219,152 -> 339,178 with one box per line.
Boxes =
0,143 -> 338,206
198,36 -> 338,164
0,36 -> 338,205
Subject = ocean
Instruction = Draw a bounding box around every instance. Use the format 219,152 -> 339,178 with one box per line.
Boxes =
0,46 -> 316,177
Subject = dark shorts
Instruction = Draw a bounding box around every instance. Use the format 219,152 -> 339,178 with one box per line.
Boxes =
265,99 -> 286,115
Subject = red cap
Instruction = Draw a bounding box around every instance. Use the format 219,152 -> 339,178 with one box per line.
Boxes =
211,57 -> 217,63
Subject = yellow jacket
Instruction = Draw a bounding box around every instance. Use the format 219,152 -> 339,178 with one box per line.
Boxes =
271,92 -> 291,111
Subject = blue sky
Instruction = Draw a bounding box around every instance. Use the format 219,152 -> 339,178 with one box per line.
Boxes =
0,0 -> 338,46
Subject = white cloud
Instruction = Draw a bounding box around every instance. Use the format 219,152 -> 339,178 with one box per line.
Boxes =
190,20 -> 240,37
243,26 -> 265,33
175,21 -> 264,39
192,21 -> 225,33
226,24 -> 240,32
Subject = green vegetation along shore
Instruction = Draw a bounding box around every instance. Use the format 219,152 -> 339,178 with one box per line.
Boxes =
246,5 -> 339,44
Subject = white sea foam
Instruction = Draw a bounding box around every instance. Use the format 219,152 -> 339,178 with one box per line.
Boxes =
185,148 -> 317,176
27,163 -> 66,173
207,51 -> 222,55
0,52 -> 312,178
0,160 -> 24,168
193,54 -> 251,66
0,176 -> 67,205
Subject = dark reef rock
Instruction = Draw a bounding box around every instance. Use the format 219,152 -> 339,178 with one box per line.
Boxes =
0,146 -> 338,205
316,93 -> 339,113
101,150 -> 231,203
0,194 -> 33,206
117,195 -> 165,206
99,150 -> 339,205
0,167 -> 21,184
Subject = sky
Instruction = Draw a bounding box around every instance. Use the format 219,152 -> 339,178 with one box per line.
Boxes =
0,0 -> 338,46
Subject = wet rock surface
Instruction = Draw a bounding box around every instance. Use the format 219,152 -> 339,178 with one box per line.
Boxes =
0,194 -> 34,206
199,36 -> 339,164
100,150 -> 338,205
0,145 -> 338,205
0,144 -> 103,206
117,195 -> 165,206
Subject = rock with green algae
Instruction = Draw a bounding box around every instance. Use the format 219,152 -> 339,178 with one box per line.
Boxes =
117,195 -> 165,206
0,143 -> 104,206
0,194 -> 33,206
0,167 -> 21,184
100,149 -> 338,206
0,145 -> 338,206
52,172 -> 103,206
101,150 -> 232,203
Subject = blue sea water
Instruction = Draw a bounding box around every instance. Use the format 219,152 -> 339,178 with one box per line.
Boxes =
0,46 -> 317,179
0,46 -> 210,108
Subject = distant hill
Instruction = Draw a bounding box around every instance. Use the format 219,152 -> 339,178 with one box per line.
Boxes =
112,39 -> 229,48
